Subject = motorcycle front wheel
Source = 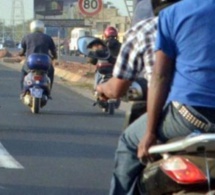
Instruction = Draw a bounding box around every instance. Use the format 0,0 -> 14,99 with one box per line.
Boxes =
108,102 -> 115,115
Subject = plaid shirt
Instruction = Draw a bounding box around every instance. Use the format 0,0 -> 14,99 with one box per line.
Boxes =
113,17 -> 158,82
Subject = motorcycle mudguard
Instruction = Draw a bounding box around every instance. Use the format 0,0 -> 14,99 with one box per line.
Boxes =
23,72 -> 50,96
139,154 -> 215,195
30,87 -> 43,98
138,159 -> 182,195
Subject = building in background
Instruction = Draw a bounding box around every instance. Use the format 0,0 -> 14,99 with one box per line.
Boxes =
34,0 -> 130,42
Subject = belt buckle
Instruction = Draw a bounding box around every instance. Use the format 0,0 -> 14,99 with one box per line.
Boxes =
172,101 -> 208,132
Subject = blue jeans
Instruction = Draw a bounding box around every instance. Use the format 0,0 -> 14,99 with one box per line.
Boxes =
109,102 -> 215,195
94,70 -> 103,90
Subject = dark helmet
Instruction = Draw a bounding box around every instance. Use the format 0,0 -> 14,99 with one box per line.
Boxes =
103,26 -> 118,39
87,38 -> 105,48
151,0 -> 180,15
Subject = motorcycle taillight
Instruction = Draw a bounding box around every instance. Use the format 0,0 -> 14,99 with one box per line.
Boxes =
160,156 -> 207,184
34,75 -> 43,81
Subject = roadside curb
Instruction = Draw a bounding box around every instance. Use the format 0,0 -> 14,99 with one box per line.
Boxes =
1,58 -> 94,85
54,66 -> 94,85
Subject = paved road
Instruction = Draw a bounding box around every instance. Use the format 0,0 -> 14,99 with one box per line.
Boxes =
0,61 -> 125,195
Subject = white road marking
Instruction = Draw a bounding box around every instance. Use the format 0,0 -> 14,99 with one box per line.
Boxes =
0,142 -> 24,169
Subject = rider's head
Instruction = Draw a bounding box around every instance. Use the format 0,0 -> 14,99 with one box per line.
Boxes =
87,39 -> 106,51
151,0 -> 181,15
103,26 -> 118,39
30,20 -> 45,33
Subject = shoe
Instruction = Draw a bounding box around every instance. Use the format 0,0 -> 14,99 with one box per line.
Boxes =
19,93 -> 25,100
48,95 -> 53,100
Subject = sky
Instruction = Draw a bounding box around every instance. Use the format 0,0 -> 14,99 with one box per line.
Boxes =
0,0 -> 128,25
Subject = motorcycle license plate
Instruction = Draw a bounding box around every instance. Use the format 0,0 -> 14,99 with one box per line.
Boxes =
30,88 -> 43,98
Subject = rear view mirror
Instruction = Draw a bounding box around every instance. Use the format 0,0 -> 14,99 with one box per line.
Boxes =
77,36 -> 110,60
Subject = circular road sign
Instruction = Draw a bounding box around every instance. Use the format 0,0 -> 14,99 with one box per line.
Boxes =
78,0 -> 103,16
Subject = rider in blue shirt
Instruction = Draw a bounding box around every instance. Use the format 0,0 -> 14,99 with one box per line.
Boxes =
139,0 -> 215,160
156,0 -> 215,108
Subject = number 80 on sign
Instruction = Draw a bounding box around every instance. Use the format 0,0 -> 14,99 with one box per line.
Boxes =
78,0 -> 103,16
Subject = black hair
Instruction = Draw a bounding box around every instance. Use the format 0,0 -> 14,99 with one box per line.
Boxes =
152,0 -> 181,16
87,39 -> 105,48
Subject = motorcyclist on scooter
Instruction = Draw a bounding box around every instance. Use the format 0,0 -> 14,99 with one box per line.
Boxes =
87,38 -> 115,88
87,39 -> 109,59
103,26 -> 121,60
87,37 -> 121,110
96,0 -> 181,194
87,26 -> 121,66
19,20 -> 57,98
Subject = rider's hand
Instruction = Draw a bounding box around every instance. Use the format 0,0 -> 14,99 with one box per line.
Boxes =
137,132 -> 157,161
96,84 -> 109,101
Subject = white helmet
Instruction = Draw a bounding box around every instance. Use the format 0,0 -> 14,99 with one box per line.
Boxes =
30,20 -> 45,33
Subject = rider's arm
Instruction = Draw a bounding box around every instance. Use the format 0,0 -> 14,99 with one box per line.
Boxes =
147,51 -> 174,134
87,57 -> 98,65
96,77 -> 131,99
49,37 -> 57,59
138,11 -> 176,158
19,37 -> 26,56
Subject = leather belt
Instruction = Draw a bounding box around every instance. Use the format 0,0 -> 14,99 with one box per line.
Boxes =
172,101 -> 208,131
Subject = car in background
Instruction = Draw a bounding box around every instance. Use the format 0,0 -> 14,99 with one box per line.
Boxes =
3,40 -> 15,48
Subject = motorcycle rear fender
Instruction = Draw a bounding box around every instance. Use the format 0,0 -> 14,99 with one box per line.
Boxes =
23,72 -> 50,94
139,154 -> 215,195
24,72 -> 50,87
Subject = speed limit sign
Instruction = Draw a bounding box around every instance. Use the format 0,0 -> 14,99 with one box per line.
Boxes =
78,0 -> 103,16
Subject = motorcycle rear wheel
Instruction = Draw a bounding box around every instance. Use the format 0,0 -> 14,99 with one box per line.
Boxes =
31,97 -> 40,114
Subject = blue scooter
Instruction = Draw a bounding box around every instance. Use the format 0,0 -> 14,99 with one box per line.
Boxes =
21,53 -> 51,114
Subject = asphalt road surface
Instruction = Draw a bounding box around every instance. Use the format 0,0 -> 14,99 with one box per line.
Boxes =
0,61 -> 125,195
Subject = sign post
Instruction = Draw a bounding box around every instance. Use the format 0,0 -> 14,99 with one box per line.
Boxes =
78,0 -> 103,16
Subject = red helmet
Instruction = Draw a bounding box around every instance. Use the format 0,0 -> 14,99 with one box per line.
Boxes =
103,26 -> 118,39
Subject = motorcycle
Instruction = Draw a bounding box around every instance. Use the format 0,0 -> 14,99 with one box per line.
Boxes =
77,36 -> 121,115
136,132 -> 215,195
21,53 -> 51,114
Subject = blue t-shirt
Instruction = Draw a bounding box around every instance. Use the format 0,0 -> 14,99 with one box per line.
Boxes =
155,0 -> 215,108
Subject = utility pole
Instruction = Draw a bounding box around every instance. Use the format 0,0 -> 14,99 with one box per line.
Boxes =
0,20 -> 5,43
123,0 -> 134,23
11,0 -> 26,42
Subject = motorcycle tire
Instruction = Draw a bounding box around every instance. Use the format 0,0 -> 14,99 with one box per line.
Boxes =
31,97 -> 40,114
108,102 -> 115,115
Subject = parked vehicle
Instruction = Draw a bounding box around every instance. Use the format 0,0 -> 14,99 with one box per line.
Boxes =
3,40 -> 15,48
69,28 -> 97,56
77,36 -> 121,115
21,53 -> 51,114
